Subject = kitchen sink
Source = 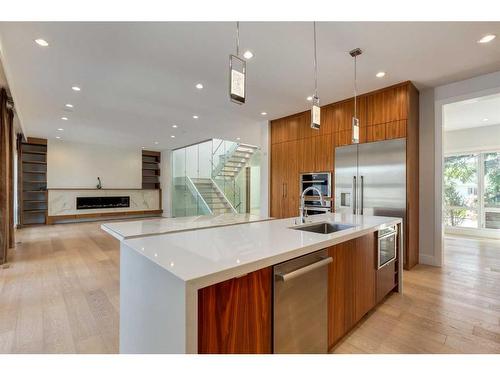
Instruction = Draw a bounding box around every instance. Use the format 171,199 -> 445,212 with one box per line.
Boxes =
291,222 -> 355,234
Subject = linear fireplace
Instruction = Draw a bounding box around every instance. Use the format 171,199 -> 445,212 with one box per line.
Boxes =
76,196 -> 130,210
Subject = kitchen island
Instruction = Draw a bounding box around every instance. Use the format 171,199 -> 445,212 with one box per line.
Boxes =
103,213 -> 402,354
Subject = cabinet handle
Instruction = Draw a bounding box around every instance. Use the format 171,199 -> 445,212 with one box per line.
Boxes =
353,176 -> 357,215
276,257 -> 333,282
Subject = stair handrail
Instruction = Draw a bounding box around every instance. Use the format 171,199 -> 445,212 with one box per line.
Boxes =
210,177 -> 237,213
186,176 -> 213,215
212,142 -> 240,179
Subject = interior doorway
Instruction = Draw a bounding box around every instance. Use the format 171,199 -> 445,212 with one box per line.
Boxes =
441,92 -> 500,263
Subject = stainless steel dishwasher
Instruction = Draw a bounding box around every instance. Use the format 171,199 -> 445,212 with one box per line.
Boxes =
273,249 -> 332,353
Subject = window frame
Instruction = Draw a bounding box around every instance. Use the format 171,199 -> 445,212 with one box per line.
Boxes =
444,148 -> 500,234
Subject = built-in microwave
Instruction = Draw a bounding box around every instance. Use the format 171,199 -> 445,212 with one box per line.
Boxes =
300,172 -> 332,215
378,226 -> 397,269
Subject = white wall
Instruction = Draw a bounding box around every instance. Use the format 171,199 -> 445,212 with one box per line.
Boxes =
419,88 -> 438,266
259,121 -> 270,217
161,150 -> 172,217
444,124 -> 500,154
47,140 -> 142,189
419,69 -> 500,267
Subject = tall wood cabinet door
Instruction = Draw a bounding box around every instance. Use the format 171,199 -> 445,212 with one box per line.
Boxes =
270,143 -> 286,218
352,233 -> 377,322
298,137 -> 315,173
314,134 -> 334,172
270,118 -> 286,144
328,241 -> 354,349
198,267 -> 272,354
283,140 -> 300,218
366,84 -> 408,127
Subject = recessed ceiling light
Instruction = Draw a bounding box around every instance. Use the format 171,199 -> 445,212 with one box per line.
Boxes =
57,128 -> 64,131
478,34 -> 496,44
172,124 -> 178,128
306,96 -> 313,101
154,141 -> 159,145
34,39 -> 49,47
56,136 -> 61,139
483,118 -> 489,122
236,137 -> 241,141
170,135 -> 175,138
376,72 -> 386,78
195,83 -> 203,89
193,115 -> 199,119
61,117 -> 68,121
65,103 -> 74,108
71,86 -> 81,91
142,147 -> 145,149
261,112 -> 268,116
243,50 -> 254,59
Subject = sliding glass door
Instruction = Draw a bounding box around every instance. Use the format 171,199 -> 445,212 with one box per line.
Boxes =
444,150 -> 500,231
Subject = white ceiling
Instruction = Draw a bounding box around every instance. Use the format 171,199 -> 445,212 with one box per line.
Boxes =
1,22 -> 500,149
444,92 -> 500,131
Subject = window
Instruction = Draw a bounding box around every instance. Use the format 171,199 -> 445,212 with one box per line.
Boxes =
484,152 -> 500,229
444,151 -> 500,230
443,154 -> 478,228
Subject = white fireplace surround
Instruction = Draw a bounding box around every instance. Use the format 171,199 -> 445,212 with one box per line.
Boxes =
48,189 -> 161,216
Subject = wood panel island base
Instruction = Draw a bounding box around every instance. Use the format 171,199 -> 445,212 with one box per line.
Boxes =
112,213 -> 402,354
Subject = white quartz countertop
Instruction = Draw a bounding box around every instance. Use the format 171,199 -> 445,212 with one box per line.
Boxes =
122,213 -> 402,288
101,213 -> 271,240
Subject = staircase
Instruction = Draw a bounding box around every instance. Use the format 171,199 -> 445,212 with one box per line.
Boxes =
214,143 -> 259,180
190,178 -> 236,214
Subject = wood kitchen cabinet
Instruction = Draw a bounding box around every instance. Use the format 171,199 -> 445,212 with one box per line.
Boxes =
270,81 -> 419,270
198,267 -> 272,354
327,233 -> 376,349
270,140 -> 300,219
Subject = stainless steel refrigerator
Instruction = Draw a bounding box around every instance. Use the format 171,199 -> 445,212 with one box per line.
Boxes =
335,138 -> 406,222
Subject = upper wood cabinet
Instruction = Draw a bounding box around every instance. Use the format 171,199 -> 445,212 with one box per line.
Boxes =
366,84 -> 408,126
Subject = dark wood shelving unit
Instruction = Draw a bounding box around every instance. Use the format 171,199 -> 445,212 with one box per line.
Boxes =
18,137 -> 48,227
142,150 -> 161,190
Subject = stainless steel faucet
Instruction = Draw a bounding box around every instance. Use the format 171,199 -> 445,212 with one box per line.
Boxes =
298,186 -> 326,224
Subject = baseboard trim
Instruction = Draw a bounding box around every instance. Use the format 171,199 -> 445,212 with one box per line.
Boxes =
47,210 -> 163,224
419,253 -> 439,266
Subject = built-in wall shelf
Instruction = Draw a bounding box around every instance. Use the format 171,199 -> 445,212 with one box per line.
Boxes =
18,137 -> 48,227
142,150 -> 161,190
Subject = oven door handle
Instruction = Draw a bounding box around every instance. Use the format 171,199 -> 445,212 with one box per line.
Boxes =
379,231 -> 397,240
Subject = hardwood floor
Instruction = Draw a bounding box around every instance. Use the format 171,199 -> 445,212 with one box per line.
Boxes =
333,235 -> 500,354
1,223 -> 499,354
0,222 -> 120,353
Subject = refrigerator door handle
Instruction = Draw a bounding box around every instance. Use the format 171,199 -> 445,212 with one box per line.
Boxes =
352,176 -> 357,215
360,175 -> 364,215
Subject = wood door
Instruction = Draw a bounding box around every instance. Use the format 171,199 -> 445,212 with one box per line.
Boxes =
198,267 -> 272,354
366,84 -> 408,127
313,134 -> 334,172
270,143 -> 286,218
327,241 -> 354,348
270,118 -> 286,144
298,136 -> 315,173
283,140 -> 299,218
328,233 -> 377,349
352,234 -> 377,322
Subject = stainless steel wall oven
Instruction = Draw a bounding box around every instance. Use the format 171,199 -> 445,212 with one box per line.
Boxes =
300,172 -> 332,215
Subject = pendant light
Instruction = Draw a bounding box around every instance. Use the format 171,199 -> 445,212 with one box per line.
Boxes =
229,21 -> 246,105
311,22 -> 320,130
349,48 -> 362,143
